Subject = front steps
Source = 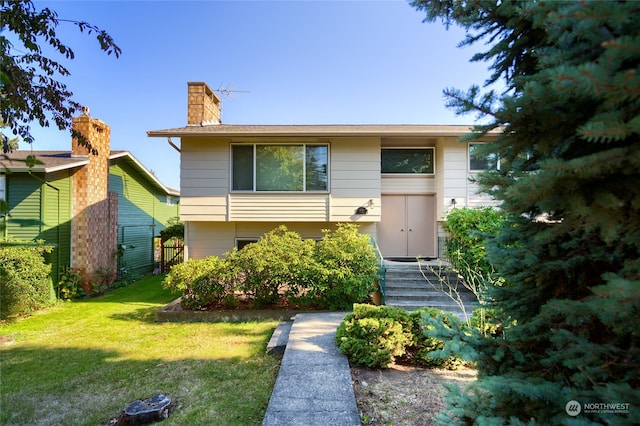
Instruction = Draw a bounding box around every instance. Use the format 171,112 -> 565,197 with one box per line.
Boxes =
382,259 -> 478,319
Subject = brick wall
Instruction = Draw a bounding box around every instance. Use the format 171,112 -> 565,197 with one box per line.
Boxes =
187,82 -> 221,125
71,115 -> 118,286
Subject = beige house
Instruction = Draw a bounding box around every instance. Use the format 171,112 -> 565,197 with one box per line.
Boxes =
148,82 -> 497,261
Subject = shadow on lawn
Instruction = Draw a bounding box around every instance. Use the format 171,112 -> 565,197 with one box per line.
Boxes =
79,275 -> 179,305
0,344 -> 277,426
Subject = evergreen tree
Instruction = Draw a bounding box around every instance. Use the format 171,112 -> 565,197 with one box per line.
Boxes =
411,1 -> 640,423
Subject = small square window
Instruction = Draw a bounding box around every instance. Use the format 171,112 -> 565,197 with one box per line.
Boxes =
236,239 -> 258,250
469,144 -> 499,171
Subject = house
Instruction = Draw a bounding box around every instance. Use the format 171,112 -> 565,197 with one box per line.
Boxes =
147,82 -> 497,262
0,112 -> 180,284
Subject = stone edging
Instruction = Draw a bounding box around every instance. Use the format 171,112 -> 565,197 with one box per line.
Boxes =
154,298 -> 321,323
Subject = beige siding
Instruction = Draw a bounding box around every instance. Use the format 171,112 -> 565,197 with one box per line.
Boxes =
330,137 -> 380,220
467,180 -> 496,208
329,196 -> 380,222
180,138 -> 230,219
186,221 -> 236,259
179,196 -> 227,220
235,222 -> 326,240
229,194 -> 329,221
436,137 -> 468,220
381,176 -> 436,194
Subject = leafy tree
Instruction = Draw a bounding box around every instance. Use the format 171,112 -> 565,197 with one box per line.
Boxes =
0,0 -> 120,151
411,1 -> 640,424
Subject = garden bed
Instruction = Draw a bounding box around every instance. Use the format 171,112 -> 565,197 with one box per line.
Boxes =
155,297 -> 324,323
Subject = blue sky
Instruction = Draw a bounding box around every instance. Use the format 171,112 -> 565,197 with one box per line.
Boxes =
23,0 -> 492,190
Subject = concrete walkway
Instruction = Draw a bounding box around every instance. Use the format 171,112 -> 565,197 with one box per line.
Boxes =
262,312 -> 360,426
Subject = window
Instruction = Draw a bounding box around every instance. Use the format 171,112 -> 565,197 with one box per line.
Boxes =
236,239 -> 258,250
0,174 -> 5,203
381,148 -> 434,174
469,143 -> 499,171
231,144 -> 328,192
166,195 -> 175,206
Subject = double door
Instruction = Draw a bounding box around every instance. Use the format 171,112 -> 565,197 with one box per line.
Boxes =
378,195 -> 435,258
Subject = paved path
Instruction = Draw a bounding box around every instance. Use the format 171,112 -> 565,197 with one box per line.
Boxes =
262,312 -> 360,426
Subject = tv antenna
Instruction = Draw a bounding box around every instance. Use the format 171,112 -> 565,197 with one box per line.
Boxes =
214,83 -> 249,121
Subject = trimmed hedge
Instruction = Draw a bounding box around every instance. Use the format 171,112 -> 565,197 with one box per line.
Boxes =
336,304 -> 469,369
0,241 -> 54,319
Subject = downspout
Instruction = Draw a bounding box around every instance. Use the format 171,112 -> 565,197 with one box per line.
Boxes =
167,137 -> 181,153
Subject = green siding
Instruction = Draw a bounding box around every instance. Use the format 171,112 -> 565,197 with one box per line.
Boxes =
4,158 -> 178,283
6,171 -> 73,282
109,160 -> 179,276
6,174 -> 42,240
40,170 -> 73,283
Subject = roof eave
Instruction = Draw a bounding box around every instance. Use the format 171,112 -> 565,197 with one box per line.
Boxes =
110,151 -> 180,197
146,124 -> 493,139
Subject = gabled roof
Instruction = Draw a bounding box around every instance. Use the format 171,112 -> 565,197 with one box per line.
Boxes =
0,151 -> 89,173
147,124 -> 491,138
0,150 -> 179,197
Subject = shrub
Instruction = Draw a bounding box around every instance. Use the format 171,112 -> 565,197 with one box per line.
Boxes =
56,267 -> 85,300
0,241 -> 54,319
409,307 -> 467,369
312,224 -> 378,310
227,226 -> 317,308
443,207 -> 504,302
337,304 -> 470,370
336,304 -> 413,368
164,224 -> 379,311
164,256 -> 237,310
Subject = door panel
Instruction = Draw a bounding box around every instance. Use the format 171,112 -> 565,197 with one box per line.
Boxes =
378,195 -> 406,256
378,195 -> 435,257
407,195 -> 435,257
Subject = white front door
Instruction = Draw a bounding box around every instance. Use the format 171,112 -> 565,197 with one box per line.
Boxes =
378,195 -> 436,258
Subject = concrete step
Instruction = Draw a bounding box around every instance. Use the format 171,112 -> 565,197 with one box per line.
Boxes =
381,260 -> 478,317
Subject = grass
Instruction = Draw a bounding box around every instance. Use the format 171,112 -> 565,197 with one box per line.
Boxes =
0,275 -> 281,425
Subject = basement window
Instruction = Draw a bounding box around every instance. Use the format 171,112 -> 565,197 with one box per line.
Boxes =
236,239 -> 259,250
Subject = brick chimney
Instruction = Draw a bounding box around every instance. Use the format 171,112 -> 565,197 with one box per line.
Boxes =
187,82 -> 221,125
71,110 -> 118,288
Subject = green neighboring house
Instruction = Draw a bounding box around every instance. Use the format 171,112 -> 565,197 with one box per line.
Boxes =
0,149 -> 179,282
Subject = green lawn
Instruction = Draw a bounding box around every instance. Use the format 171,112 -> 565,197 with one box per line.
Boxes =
0,275 -> 281,425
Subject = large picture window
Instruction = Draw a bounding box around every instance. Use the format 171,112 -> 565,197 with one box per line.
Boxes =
381,148 -> 434,174
469,143 -> 499,171
231,144 -> 328,192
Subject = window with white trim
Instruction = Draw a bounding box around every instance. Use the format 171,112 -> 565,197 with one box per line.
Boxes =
381,148 -> 435,174
469,143 -> 499,171
0,174 -> 5,203
231,144 -> 329,192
